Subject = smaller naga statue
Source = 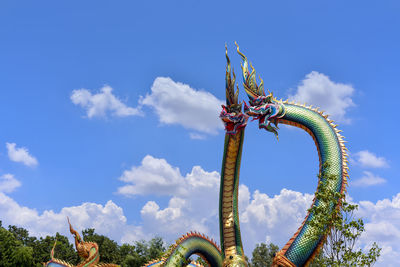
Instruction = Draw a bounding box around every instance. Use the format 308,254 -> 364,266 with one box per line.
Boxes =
44,218 -> 119,267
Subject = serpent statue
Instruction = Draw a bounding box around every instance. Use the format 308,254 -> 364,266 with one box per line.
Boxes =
144,43 -> 348,267
235,44 -> 348,266
45,44 -> 347,267
44,218 -> 119,267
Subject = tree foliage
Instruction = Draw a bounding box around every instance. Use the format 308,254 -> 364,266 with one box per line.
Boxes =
82,228 -> 121,264
307,162 -> 381,266
250,242 -> 279,267
0,224 -> 34,267
243,163 -> 382,267
0,221 -> 166,267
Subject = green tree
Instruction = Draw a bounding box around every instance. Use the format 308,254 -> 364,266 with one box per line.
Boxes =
0,221 -> 168,267
147,237 -> 165,260
120,243 -> 141,267
7,225 -> 36,247
31,233 -> 79,266
308,162 -> 381,266
0,226 -> 34,267
250,242 -> 279,267
10,246 -> 34,267
119,238 -> 165,267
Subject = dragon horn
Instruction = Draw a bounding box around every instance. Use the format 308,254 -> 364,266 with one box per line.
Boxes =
50,238 -> 57,259
235,41 -> 266,100
67,217 -> 82,244
225,44 -> 239,106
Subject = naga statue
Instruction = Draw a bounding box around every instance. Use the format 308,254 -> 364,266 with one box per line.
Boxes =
144,43 -> 348,267
44,218 -> 119,267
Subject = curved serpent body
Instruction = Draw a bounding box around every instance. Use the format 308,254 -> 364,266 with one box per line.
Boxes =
145,232 -> 223,267
236,44 -> 348,266
272,103 -> 347,266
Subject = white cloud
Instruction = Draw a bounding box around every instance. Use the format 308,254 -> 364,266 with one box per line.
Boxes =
0,156 -> 221,249
117,156 -> 221,242
240,188 -> 314,254
0,174 -> 21,193
140,77 -> 224,135
352,171 -> 386,187
6,142 -> 38,167
289,71 -> 355,124
189,133 -> 207,140
116,155 -> 315,254
117,155 -> 187,196
0,192 -> 143,244
71,86 -> 141,118
354,150 -> 389,168
116,156 -> 400,266
1,154 -> 398,266
357,193 -> 400,266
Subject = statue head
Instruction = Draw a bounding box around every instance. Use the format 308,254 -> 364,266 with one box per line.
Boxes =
220,44 -> 248,134
236,42 -> 285,139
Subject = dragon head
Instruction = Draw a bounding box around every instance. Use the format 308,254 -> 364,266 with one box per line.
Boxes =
236,42 -> 285,139
67,217 -> 89,259
220,45 -> 249,134
220,103 -> 248,135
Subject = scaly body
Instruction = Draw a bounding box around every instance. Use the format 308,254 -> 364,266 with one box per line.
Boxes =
236,43 -> 348,266
219,130 -> 247,266
145,232 -> 222,267
272,103 -> 347,266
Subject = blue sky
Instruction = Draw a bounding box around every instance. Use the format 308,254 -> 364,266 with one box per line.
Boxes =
0,1 -> 399,266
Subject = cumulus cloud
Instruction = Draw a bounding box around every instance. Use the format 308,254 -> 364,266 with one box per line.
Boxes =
0,174 -> 21,193
117,155 -> 188,196
240,188 -> 314,253
289,71 -> 355,123
352,171 -> 386,187
353,150 -> 389,168
0,192 -> 143,243
357,193 -> 400,266
115,156 -> 400,265
6,142 -> 38,167
116,155 -> 315,253
0,156 -> 221,248
1,154 -> 398,266
71,86 -> 141,118
140,77 -> 224,135
117,155 -> 221,242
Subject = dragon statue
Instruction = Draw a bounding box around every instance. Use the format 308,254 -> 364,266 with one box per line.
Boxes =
44,218 -> 119,267
144,43 -> 348,267
235,43 -> 348,266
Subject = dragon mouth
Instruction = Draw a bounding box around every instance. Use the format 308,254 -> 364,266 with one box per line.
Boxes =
220,111 -> 249,135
